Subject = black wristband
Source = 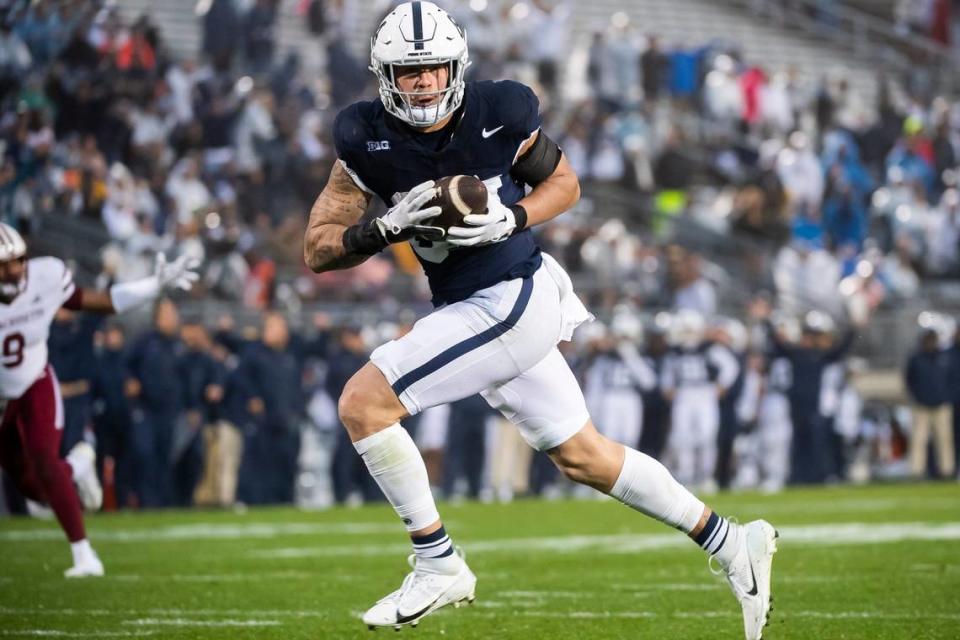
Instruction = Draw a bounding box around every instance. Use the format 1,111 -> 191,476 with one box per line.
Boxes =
509,204 -> 528,234
342,220 -> 388,256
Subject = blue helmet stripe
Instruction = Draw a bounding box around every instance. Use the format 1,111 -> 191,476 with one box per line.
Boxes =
412,1 -> 424,50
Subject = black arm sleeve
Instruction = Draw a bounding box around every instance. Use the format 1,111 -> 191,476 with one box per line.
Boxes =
510,131 -> 562,187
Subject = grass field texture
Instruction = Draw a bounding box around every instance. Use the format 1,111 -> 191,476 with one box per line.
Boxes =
1,483 -> 959,639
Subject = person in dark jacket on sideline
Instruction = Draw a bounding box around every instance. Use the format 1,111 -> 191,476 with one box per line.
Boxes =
124,298 -> 183,508
91,324 -> 133,507
173,320 -> 224,506
905,329 -> 955,479
237,312 -> 305,504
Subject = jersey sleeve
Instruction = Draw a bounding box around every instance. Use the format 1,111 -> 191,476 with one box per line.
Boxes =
332,105 -> 375,194
493,80 -> 542,138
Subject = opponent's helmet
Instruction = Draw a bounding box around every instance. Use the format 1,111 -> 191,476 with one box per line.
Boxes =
0,222 -> 26,263
370,2 -> 470,128
0,222 -> 27,299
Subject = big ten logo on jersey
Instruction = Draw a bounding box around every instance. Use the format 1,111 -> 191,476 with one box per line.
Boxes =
403,175 -> 502,264
367,140 -> 391,152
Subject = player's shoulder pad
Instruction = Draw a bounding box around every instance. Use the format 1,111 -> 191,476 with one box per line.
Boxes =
479,79 -> 541,136
29,256 -> 67,280
333,100 -> 379,157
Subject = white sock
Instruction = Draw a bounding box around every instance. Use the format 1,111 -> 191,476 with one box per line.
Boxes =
70,539 -> 94,565
353,424 -> 440,532
609,447 -> 706,533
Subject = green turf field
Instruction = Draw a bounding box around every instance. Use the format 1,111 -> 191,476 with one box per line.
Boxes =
1,483 -> 959,639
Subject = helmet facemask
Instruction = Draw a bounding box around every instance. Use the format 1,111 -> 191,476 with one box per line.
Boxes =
378,59 -> 465,127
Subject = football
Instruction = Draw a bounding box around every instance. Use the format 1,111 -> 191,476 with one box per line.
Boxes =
426,175 -> 488,231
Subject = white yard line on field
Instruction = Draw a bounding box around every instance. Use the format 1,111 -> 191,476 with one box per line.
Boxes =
0,607 -> 325,619
109,570 -> 317,583
123,619 -> 280,628
461,609 -> 960,621
0,632 -> 156,638
0,521 -> 402,543
251,521 -> 960,559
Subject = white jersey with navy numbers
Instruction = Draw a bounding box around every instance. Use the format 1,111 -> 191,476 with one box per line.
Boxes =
586,348 -> 657,394
661,343 -> 740,393
0,257 -> 75,399
334,80 -> 543,306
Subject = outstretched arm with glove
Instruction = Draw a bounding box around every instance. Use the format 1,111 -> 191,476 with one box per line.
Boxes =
64,253 -> 201,314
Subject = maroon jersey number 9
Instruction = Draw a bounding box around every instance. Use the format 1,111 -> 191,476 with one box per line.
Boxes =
3,332 -> 25,368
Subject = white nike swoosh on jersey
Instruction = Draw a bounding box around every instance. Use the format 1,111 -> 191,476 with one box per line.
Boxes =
481,125 -> 504,139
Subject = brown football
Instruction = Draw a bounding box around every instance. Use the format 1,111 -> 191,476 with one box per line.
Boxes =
426,175 -> 488,231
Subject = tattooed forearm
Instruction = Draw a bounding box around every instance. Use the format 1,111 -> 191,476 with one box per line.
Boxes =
304,161 -> 374,273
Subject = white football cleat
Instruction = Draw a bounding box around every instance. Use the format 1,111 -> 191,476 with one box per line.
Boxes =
363,550 -> 476,630
64,550 -> 105,578
67,442 -> 102,512
720,519 -> 778,640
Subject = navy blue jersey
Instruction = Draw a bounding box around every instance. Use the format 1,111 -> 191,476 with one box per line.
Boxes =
334,80 -> 544,306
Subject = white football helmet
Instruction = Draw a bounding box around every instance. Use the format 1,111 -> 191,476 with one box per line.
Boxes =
611,307 -> 644,343
0,222 -> 27,298
712,317 -> 748,353
671,309 -> 706,350
369,1 -> 470,127
0,222 -> 26,262
802,310 -> 835,335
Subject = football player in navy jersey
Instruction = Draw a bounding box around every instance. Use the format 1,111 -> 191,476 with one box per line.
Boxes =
304,3 -> 777,636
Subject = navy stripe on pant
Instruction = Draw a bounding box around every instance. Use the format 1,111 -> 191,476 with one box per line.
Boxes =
392,277 -> 534,396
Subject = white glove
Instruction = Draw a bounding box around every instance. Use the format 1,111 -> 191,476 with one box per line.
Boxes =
154,253 -> 201,291
110,253 -> 201,313
446,194 -> 516,247
375,180 -> 443,242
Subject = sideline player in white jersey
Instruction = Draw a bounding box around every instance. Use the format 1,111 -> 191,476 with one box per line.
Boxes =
584,313 -> 657,448
0,223 -> 198,577
303,3 -> 777,637
736,351 -> 793,492
662,310 -> 740,492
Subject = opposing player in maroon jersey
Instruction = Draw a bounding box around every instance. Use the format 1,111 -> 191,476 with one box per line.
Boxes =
0,222 -> 198,577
